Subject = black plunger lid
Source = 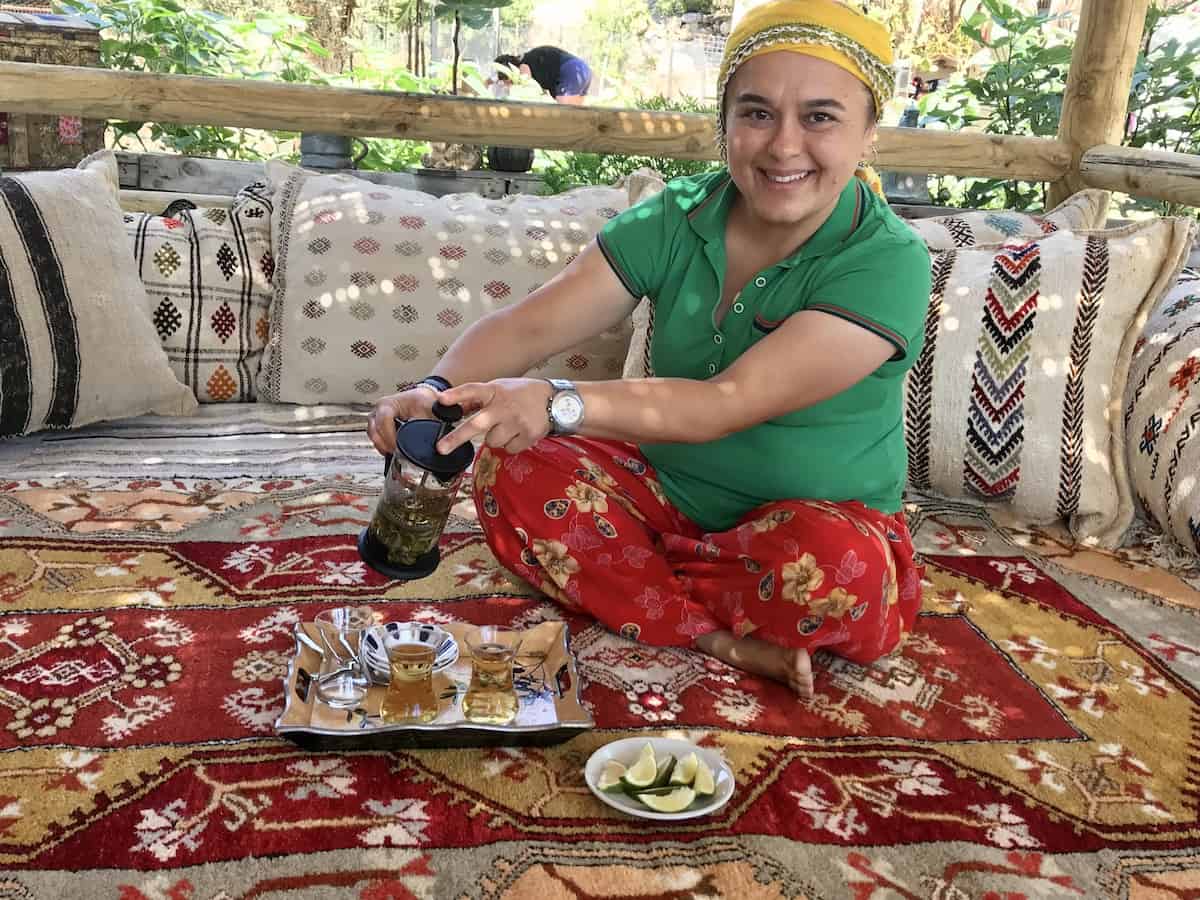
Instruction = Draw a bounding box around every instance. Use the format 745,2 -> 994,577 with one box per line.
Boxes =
393,401 -> 474,481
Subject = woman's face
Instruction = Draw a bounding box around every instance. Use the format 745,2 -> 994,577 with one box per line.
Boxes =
724,52 -> 877,239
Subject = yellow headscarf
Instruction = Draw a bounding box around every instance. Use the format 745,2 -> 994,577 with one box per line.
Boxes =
716,0 -> 894,195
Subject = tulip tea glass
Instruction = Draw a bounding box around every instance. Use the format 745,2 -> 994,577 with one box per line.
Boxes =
462,626 -> 524,725
313,606 -> 374,709
379,623 -> 445,724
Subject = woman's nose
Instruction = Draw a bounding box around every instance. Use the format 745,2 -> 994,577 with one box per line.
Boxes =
767,116 -> 806,159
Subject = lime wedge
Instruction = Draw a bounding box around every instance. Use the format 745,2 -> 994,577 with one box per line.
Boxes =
650,754 -> 676,788
620,742 -> 658,790
636,786 -> 696,813
597,760 -> 626,793
670,751 -> 699,786
693,758 -> 716,797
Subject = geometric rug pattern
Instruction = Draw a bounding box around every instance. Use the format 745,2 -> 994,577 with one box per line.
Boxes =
1,466 -> 1198,897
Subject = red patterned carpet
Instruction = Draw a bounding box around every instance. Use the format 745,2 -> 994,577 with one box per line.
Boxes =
0,476 -> 1198,898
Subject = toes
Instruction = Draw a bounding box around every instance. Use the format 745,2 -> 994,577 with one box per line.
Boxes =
792,673 -> 814,700
792,650 -> 814,700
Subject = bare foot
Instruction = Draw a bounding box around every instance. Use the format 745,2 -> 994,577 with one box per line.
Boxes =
695,630 -> 814,700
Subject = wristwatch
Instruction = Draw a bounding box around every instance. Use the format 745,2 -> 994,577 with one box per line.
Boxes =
546,378 -> 585,435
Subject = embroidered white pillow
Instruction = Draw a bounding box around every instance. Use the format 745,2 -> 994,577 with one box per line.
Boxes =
0,151 -> 196,438
906,190 -> 1111,250
1124,269 -> 1200,555
259,162 -> 633,404
904,218 -> 1196,547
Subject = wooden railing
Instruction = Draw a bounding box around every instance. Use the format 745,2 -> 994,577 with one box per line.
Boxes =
1,0 -> 1197,209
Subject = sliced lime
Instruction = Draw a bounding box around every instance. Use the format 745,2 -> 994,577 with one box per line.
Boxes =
650,754 -> 676,788
670,751 -> 699,786
693,758 -> 716,797
636,786 -> 696,813
619,742 -> 658,789
597,759 -> 626,793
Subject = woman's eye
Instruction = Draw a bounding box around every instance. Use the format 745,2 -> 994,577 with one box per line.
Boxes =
807,112 -> 837,126
740,108 -> 771,121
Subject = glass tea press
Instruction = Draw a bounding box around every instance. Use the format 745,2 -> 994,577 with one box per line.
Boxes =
358,401 -> 474,580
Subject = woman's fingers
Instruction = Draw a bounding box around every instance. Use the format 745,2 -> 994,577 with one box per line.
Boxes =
434,379 -> 551,455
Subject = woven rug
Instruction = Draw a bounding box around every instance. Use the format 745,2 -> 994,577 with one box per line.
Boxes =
0,408 -> 1198,898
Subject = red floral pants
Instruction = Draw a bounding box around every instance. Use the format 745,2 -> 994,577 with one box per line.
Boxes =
472,437 -> 923,663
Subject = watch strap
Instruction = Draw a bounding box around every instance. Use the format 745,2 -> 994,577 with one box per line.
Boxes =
420,375 -> 452,393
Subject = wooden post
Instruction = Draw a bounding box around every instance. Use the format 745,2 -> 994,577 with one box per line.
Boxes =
1047,0 -> 1150,208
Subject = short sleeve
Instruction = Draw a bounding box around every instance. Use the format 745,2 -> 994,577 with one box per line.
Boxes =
595,184 -> 679,301
805,231 -> 932,366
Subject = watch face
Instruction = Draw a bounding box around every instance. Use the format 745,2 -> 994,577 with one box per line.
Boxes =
552,392 -> 584,427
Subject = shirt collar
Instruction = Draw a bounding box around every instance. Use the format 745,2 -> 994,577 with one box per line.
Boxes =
686,171 -> 865,268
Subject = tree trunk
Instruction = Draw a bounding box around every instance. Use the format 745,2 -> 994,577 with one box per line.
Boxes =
407,2 -> 414,72
416,0 -> 425,78
451,11 -> 461,94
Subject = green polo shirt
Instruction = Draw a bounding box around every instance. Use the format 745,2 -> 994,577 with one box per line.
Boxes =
597,169 -> 931,532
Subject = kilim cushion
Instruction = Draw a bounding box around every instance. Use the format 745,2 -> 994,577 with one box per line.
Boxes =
0,150 -> 196,438
124,184 -> 275,402
1124,268 -> 1200,556
905,189 -> 1110,249
258,161 -> 634,404
904,218 -> 1197,548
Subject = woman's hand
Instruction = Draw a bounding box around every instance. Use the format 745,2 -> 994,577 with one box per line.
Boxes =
367,385 -> 438,456
434,378 -> 554,455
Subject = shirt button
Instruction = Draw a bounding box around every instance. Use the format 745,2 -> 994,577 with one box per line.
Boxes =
713,334 -> 723,344
732,301 -> 745,314
754,276 -> 767,288
707,362 -> 717,374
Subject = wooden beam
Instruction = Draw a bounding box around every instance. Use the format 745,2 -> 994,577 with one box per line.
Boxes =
876,128 -> 1070,181
1047,0 -> 1150,207
0,62 -> 1072,180
119,188 -> 234,213
0,62 -> 720,161
1080,144 -> 1200,206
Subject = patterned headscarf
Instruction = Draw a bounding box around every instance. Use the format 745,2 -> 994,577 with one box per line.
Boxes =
716,0 -> 894,194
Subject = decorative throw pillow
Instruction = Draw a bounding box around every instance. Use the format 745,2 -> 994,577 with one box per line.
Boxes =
124,184 -> 275,402
906,189 -> 1110,250
0,150 -> 196,439
1124,269 -> 1200,554
618,168 -> 669,380
258,161 -> 633,404
904,217 -> 1196,547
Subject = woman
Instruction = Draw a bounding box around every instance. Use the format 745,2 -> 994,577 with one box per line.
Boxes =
490,46 -> 592,105
369,0 -> 931,700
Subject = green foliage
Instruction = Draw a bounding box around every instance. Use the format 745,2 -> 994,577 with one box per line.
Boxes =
538,95 -> 720,193
652,0 -> 730,15
498,0 -> 533,38
56,0 -> 328,158
1120,1 -> 1200,217
867,0 -> 980,73
433,0 -> 510,93
581,0 -> 652,88
918,0 -> 1072,210
433,0 -> 510,30
918,0 -> 1200,215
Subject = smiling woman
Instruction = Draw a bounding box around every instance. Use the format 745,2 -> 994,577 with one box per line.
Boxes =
368,0 -> 933,702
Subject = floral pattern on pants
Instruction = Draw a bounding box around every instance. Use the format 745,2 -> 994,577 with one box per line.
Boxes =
473,436 -> 923,663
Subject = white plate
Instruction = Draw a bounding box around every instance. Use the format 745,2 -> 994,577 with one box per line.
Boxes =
584,737 -> 735,821
359,622 -> 459,686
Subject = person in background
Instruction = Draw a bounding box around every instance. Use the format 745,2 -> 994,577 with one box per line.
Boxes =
371,0 -> 930,700
488,46 -> 592,105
